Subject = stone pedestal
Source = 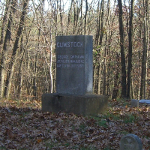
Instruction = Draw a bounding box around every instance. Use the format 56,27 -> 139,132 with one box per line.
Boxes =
42,93 -> 108,116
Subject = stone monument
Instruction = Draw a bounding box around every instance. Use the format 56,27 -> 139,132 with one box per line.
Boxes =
56,35 -> 93,95
42,35 -> 108,116
120,134 -> 143,150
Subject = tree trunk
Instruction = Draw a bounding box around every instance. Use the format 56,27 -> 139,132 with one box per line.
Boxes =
4,0 -> 29,98
67,0 -> 73,34
60,0 -> 63,35
99,0 -> 104,45
112,53 -> 120,99
50,27 -> 53,93
0,0 -> 13,97
103,34 -> 107,95
94,61 -> 101,94
0,0 -> 11,45
140,0 -> 148,99
127,0 -> 134,98
84,0 -> 88,34
118,0 -> 127,98
16,36 -> 24,98
95,0 -> 104,45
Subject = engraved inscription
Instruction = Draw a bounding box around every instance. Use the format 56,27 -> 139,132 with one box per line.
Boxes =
57,42 -> 83,48
123,137 -> 134,149
57,54 -> 84,68
56,35 -> 93,95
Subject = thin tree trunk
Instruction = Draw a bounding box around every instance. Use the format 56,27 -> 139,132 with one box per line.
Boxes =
99,0 -> 104,45
95,0 -> 104,45
0,1 -> 13,97
0,0 -> 11,45
112,53 -> 120,99
4,0 -> 29,98
95,2 -> 100,45
140,0 -> 148,99
103,35 -> 107,95
16,36 -> 24,98
73,1 -> 76,34
50,26 -> 53,93
127,0 -> 134,98
98,62 -> 102,94
60,0 -> 63,35
84,0 -> 88,34
80,0 -> 83,34
118,0 -> 127,98
94,0 -> 105,94
94,62 -> 100,94
145,0 -> 149,99
67,0 -> 73,34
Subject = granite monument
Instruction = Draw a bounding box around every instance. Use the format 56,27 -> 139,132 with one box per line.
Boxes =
42,35 -> 108,116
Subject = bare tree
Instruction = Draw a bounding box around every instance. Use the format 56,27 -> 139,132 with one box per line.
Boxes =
127,0 -> 134,98
0,0 -> 17,97
4,0 -> 29,98
118,0 -> 127,98
140,0 -> 149,99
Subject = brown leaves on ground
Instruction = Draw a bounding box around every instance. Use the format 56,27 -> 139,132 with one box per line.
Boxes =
0,99 -> 150,149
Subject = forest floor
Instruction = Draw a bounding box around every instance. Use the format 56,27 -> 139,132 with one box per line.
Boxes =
0,98 -> 150,150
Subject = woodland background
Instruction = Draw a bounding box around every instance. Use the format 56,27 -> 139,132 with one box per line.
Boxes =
0,0 -> 149,100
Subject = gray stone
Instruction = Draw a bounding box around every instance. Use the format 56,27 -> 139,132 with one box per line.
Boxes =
42,35 -> 108,116
131,99 -> 150,107
42,93 -> 108,116
131,99 -> 139,107
120,134 -> 142,150
56,35 -> 93,95
139,99 -> 150,104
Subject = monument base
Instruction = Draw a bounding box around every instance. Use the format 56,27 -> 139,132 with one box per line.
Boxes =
42,93 -> 108,116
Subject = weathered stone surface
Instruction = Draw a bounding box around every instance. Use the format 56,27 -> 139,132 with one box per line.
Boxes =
139,99 -> 150,104
56,35 -> 93,95
42,35 -> 108,116
131,99 -> 139,107
42,93 -> 108,116
131,99 -> 150,107
120,134 -> 142,150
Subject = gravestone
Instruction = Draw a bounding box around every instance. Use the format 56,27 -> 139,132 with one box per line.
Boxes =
139,99 -> 150,104
120,134 -> 143,150
42,35 -> 108,116
131,99 -> 139,107
131,99 -> 150,107
56,35 -> 93,95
